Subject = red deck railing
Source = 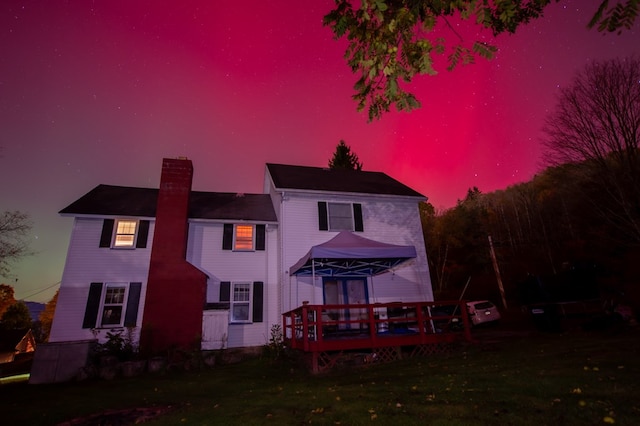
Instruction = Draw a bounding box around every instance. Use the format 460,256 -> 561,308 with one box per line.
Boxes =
282,300 -> 473,354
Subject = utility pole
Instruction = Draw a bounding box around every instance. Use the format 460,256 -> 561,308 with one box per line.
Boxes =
488,235 -> 508,310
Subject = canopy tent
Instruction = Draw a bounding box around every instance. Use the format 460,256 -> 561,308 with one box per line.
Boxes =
289,231 -> 417,277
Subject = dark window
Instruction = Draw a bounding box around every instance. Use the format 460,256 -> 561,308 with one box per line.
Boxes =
82,282 -> 141,329
317,202 -> 364,232
219,281 -> 263,323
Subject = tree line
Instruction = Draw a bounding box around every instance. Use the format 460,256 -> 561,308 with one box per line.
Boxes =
421,57 -> 640,306
0,283 -> 57,342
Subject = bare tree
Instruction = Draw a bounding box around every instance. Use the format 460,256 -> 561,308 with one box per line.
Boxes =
0,211 -> 33,277
542,57 -> 640,242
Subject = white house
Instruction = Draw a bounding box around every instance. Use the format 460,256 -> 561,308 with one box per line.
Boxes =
264,163 -> 433,314
34,158 -> 435,382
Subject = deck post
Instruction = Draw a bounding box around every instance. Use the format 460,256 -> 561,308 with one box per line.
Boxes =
460,302 -> 473,342
416,303 -> 426,337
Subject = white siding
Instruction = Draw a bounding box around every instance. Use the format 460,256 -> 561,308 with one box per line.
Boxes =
49,217 -> 152,343
188,221 -> 279,349
276,192 -> 433,313
52,167 -> 433,352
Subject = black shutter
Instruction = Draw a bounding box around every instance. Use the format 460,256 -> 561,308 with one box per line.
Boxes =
124,282 -> 142,327
220,281 -> 231,302
99,219 -> 114,247
222,224 -> 234,250
255,224 -> 266,250
135,220 -> 150,248
318,202 -> 328,231
252,281 -> 264,323
353,203 -> 364,232
82,282 -> 103,329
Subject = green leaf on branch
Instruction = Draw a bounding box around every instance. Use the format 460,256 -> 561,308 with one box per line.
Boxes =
324,0 -> 638,121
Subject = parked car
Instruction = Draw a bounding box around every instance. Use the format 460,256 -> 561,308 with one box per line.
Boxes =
466,300 -> 501,326
429,304 -> 464,332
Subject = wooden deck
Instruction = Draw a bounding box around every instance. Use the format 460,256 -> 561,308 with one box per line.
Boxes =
282,301 -> 473,372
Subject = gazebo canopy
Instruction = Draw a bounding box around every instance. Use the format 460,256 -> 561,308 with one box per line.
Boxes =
289,231 -> 417,277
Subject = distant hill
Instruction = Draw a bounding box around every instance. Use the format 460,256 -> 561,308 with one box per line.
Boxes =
24,301 -> 45,322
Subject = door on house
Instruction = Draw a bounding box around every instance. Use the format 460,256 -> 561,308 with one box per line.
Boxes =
323,278 -> 369,330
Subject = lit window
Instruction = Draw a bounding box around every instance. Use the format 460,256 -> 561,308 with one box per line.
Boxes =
328,203 -> 353,230
114,220 -> 137,247
234,225 -> 254,250
100,285 -> 127,326
231,283 -> 251,322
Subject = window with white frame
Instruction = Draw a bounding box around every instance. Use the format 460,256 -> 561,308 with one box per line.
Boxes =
219,281 -> 263,324
222,224 -> 266,251
328,202 -> 354,230
100,284 -> 127,327
99,219 -> 149,249
318,202 -> 364,232
82,282 -> 142,329
113,219 -> 138,248
234,225 -> 254,250
231,283 -> 251,322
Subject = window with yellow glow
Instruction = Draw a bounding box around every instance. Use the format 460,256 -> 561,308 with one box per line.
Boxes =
114,220 -> 137,247
234,225 -> 254,250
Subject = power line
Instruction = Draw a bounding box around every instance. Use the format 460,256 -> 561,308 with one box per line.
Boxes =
16,281 -> 60,301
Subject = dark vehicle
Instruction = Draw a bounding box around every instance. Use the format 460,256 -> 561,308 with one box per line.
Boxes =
429,304 -> 464,332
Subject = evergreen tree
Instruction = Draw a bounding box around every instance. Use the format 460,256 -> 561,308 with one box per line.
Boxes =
328,140 -> 363,171
1,301 -> 32,330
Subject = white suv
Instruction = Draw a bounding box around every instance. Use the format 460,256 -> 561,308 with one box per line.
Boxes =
466,300 -> 501,326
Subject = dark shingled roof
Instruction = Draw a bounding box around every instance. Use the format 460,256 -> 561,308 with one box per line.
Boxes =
266,163 -> 424,198
60,184 -> 277,222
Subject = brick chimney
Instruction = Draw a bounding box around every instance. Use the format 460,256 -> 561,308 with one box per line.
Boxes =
140,158 -> 207,356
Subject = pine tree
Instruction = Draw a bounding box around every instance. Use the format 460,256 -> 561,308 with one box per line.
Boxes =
328,140 -> 363,171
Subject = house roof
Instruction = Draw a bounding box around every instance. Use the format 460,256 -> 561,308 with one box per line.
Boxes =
0,329 -> 33,352
266,163 -> 425,198
60,184 -> 277,222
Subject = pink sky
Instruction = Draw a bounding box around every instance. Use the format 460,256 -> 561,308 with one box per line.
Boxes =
1,0 -> 639,302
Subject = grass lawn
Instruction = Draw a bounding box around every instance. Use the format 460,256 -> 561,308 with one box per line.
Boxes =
1,327 -> 639,425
